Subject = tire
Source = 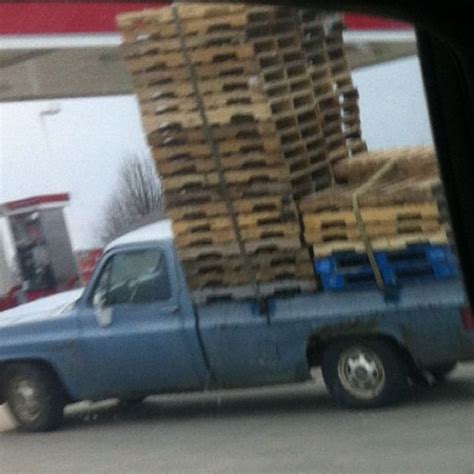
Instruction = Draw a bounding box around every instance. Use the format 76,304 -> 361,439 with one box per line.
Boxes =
321,338 -> 409,409
4,363 -> 66,432
429,362 -> 457,382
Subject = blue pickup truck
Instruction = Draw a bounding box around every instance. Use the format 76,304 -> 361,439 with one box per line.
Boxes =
1,220 -> 473,431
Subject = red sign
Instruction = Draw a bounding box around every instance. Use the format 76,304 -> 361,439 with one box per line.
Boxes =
2,193 -> 70,212
0,2 -> 163,34
0,2 -> 410,35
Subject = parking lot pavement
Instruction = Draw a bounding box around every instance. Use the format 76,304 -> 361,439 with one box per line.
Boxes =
1,364 -> 474,474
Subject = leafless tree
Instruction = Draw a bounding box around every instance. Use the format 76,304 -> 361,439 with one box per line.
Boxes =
99,155 -> 165,244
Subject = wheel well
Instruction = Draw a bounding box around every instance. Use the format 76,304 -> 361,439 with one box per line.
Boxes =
306,333 -> 418,375
0,359 -> 70,403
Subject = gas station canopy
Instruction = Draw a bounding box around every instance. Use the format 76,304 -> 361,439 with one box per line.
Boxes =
0,3 -> 416,102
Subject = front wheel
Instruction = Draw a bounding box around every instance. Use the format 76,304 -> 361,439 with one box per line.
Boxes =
4,363 -> 66,432
321,339 -> 409,409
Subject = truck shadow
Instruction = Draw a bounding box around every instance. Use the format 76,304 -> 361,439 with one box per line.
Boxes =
63,383 -> 335,431
59,367 -> 474,432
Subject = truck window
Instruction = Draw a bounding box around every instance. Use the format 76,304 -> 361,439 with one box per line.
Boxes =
92,248 -> 171,307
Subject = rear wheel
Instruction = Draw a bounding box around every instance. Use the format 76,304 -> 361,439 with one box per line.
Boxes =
321,339 -> 409,408
4,363 -> 66,432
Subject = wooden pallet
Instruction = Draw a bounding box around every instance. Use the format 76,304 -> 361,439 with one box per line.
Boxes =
140,101 -> 197,118
333,147 -> 437,185
227,180 -> 294,200
245,237 -> 301,254
238,208 -> 297,227
298,180 -> 440,213
157,158 -> 213,177
305,220 -> 444,244
177,242 -> 241,261
157,152 -> 286,177
312,230 -> 450,257
200,92 -> 265,111
161,163 -> 290,187
263,74 -> 314,99
190,274 -> 316,297
165,186 -> 225,207
139,89 -> 265,115
137,83 -> 194,103
269,88 -> 318,111
120,9 -> 252,42
118,4 -> 249,29
233,195 -> 292,214
142,103 -> 271,132
182,248 -> 311,275
166,201 -> 229,220
175,232 -> 236,248
162,172 -> 220,193
126,46 -> 257,77
172,216 -> 233,235
223,164 -> 289,186
253,248 -> 311,266
221,152 -> 286,171
302,203 -> 440,229
254,263 -> 314,281
163,167 -> 291,196
241,222 -> 301,240
153,142 -> 210,162
121,27 -> 246,57
153,136 -> 280,163
220,134 -> 280,153
187,261 -> 314,284
147,119 -> 277,147
137,75 -> 256,103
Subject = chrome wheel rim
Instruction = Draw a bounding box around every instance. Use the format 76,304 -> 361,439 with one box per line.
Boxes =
11,377 -> 42,423
337,346 -> 386,400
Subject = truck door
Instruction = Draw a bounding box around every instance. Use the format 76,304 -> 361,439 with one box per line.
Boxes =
77,244 -> 208,399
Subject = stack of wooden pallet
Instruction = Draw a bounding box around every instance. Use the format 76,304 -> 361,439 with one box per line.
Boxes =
245,8 -> 331,199
243,8 -> 365,200
300,147 -> 448,257
118,4 -> 333,301
332,146 -> 450,231
298,11 -> 367,160
299,147 -> 457,291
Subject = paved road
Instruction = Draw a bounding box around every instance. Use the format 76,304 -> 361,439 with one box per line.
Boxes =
1,364 -> 474,474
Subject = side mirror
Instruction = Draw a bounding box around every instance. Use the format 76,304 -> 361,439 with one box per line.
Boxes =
93,290 -> 113,327
96,306 -> 113,328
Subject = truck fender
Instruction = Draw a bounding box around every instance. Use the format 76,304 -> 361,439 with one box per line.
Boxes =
305,320 -> 415,370
0,356 -> 77,403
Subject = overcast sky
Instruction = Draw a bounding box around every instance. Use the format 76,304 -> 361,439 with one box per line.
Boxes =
0,95 -> 149,250
0,55 -> 432,251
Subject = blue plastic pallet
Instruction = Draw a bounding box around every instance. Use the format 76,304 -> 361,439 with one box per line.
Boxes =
314,244 -> 458,291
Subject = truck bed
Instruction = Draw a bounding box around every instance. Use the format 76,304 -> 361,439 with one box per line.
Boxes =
197,278 -> 465,321
195,278 -> 471,388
